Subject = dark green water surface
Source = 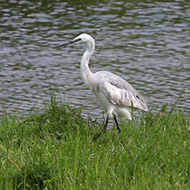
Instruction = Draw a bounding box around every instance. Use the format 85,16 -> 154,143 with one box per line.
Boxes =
0,0 -> 189,117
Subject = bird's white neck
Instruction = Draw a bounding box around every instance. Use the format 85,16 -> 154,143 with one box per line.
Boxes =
80,43 -> 94,87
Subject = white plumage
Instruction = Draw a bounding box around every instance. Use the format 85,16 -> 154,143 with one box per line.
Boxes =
56,33 -> 148,139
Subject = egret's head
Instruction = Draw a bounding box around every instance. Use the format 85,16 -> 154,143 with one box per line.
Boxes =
55,33 -> 95,51
74,33 -> 94,44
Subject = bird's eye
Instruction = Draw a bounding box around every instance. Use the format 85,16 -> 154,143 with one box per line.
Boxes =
136,95 -> 139,99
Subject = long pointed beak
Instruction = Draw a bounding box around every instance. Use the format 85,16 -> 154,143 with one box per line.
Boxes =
55,38 -> 81,48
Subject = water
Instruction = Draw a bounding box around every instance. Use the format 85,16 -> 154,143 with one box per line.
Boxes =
0,0 -> 190,118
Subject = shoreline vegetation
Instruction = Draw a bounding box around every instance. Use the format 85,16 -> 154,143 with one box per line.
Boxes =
0,96 -> 190,189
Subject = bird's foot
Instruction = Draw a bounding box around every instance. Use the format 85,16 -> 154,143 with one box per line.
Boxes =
93,129 -> 106,141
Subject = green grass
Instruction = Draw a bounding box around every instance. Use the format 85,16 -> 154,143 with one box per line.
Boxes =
0,96 -> 190,190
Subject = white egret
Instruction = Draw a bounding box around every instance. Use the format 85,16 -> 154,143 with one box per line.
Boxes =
56,33 -> 148,140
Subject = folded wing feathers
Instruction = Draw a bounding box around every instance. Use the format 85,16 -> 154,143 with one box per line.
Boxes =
100,76 -> 148,111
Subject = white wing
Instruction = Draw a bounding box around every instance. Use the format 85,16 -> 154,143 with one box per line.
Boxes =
93,71 -> 148,111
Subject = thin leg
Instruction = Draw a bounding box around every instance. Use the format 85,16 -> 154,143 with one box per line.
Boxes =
93,115 -> 109,141
113,114 -> 121,133
102,115 -> 109,133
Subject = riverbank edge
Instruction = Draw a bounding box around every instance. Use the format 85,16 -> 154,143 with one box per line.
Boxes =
0,96 -> 190,189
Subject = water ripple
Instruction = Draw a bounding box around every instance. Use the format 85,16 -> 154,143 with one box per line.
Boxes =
0,0 -> 189,117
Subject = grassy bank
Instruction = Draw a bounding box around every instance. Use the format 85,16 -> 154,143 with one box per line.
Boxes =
0,97 -> 190,189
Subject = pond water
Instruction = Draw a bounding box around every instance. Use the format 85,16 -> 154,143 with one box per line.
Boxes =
0,0 -> 190,119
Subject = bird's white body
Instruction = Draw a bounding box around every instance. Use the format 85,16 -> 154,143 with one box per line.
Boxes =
57,33 -> 148,137
76,33 -> 147,120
